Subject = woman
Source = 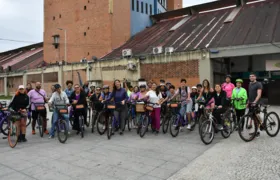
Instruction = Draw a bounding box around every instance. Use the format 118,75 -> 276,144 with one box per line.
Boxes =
100,85 -> 111,101
159,83 -> 169,115
222,75 -> 235,105
137,85 -> 147,100
128,86 -> 139,122
70,84 -> 88,134
106,80 -> 128,135
26,83 -> 33,93
197,79 -> 214,109
231,79 -> 247,126
212,84 -> 227,130
8,85 -> 29,142
141,83 -> 163,135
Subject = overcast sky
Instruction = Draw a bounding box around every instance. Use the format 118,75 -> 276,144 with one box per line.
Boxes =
0,0 -> 214,52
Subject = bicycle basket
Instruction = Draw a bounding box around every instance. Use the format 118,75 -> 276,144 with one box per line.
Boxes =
136,104 -> 145,112
35,105 -> 46,112
76,104 -> 84,109
170,103 -> 178,108
146,105 -> 154,111
59,109 -> 68,114
9,113 -> 21,122
107,105 -> 116,109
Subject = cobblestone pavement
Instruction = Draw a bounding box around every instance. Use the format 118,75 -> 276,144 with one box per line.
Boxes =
0,104 -> 279,180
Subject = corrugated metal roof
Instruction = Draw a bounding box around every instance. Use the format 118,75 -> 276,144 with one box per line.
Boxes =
103,0 -> 280,59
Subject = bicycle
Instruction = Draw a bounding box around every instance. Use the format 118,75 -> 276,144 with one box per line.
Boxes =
161,102 -> 170,134
52,105 -> 69,143
95,105 -> 108,135
86,99 -> 91,127
225,98 -> 245,133
32,102 -> 47,137
199,107 -> 232,145
169,101 -> 196,137
125,102 -> 138,132
0,102 -> 9,136
136,101 -> 156,138
74,104 -> 86,138
238,103 -> 280,142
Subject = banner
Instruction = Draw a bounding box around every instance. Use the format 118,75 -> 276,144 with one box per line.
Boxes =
266,60 -> 280,71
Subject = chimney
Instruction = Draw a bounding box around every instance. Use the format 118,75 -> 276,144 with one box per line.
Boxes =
236,0 -> 246,6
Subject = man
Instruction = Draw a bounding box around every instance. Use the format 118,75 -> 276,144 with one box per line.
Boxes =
28,82 -> 48,135
89,85 -> 95,96
65,80 -> 74,99
82,81 -> 90,96
90,87 -> 103,130
171,79 -> 193,130
48,84 -> 70,139
196,84 -> 202,94
248,73 -> 263,137
166,82 -> 171,90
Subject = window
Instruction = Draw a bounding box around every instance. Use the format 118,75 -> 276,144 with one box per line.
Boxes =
53,16 -> 55,20
88,52 -> 90,55
59,14 -> 61,18
141,2 -> 143,13
84,32 -> 86,36
136,1 -> 139,12
132,0 -> 134,11
163,0 -> 165,7
150,4 -> 152,15
88,27 -> 90,30
88,0 -> 90,3
145,3 -> 148,14
84,6 -> 87,10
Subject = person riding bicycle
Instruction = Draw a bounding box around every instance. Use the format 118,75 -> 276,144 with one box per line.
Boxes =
8,85 -> 29,142
159,83 -> 169,115
196,84 -> 202,94
105,79 -> 128,135
191,86 -> 199,118
170,79 -> 193,130
248,73 -> 263,137
48,84 -> 70,139
28,82 -> 48,135
222,75 -> 235,106
90,86 -> 103,122
231,79 -> 248,127
100,85 -> 111,101
70,84 -> 88,134
196,79 -> 214,109
65,80 -> 74,99
212,84 -> 227,130
128,86 -> 139,125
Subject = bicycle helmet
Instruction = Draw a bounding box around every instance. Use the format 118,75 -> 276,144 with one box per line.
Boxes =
192,86 -> 197,89
236,79 -> 243,83
54,84 -> 61,90
225,75 -> 232,79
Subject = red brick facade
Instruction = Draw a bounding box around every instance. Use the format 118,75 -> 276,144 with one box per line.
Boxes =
44,0 -> 130,63
140,60 -> 199,87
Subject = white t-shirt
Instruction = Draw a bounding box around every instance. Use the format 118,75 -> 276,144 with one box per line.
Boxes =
146,90 -> 162,108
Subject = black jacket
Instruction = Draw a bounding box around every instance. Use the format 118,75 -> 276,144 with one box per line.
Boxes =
213,91 -> 226,107
9,93 -> 29,111
70,91 -> 87,109
90,93 -> 103,111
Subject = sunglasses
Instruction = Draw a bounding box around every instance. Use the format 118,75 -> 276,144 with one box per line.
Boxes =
19,88 -> 24,90
74,87 -> 80,89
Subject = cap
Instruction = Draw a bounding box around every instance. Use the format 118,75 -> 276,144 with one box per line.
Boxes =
139,84 -> 146,88
103,85 -> 109,89
54,84 -> 61,89
236,79 -> 243,83
192,86 -> 197,89
159,83 -> 165,86
18,85 -> 24,89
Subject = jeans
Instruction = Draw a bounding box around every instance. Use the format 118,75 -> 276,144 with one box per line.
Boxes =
179,101 -> 193,117
50,110 -> 70,136
114,105 -> 127,131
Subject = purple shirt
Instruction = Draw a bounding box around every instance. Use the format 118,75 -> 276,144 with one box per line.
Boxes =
128,92 -> 139,104
28,89 -> 47,110
107,88 -> 128,107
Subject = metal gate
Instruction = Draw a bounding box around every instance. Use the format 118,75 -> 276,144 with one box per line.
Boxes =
268,80 -> 280,105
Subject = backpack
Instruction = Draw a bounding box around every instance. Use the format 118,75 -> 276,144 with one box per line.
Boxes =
179,87 -> 188,97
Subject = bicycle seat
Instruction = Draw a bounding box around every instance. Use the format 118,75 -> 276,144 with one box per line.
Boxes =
261,104 -> 270,108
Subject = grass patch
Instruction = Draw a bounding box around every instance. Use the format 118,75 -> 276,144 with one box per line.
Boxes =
0,95 -> 13,100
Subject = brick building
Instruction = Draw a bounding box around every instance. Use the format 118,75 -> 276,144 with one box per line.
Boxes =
44,0 -> 182,64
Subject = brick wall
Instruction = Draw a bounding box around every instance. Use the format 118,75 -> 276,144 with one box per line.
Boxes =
140,60 -> 199,87
44,0 -> 131,63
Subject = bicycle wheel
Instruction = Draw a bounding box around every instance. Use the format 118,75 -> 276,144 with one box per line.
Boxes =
238,115 -> 258,142
69,115 -> 74,127
264,112 -> 280,137
221,116 -> 231,138
170,115 -> 180,137
26,116 -> 31,127
97,112 -> 106,135
199,115 -> 207,130
162,115 -> 169,134
107,116 -> 112,140
79,116 -> 84,138
127,115 -> 132,132
8,121 -> 19,148
57,120 -> 68,143
91,110 -> 96,133
200,120 -> 214,145
140,116 -> 149,138
37,115 -> 43,138
0,119 -> 8,136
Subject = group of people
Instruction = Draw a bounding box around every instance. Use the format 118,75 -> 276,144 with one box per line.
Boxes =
6,72 -> 263,142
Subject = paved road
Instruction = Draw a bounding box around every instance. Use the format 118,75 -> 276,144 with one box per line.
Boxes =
0,105 -> 279,180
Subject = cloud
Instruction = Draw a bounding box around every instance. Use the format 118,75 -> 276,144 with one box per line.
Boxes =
183,0 -> 216,7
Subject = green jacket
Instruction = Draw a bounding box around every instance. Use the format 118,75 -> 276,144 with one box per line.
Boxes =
231,87 -> 247,110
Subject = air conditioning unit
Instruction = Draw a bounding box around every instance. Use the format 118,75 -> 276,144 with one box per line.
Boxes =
58,61 -> 63,65
153,46 -> 163,54
165,47 -> 174,53
122,49 -> 132,57
127,61 -> 137,71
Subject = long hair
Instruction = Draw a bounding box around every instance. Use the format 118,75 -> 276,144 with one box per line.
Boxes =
15,90 -> 27,96
202,79 -> 210,90
112,79 -> 121,93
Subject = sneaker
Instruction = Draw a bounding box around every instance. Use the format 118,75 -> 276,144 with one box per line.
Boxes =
119,131 -> 123,135
155,131 -> 159,136
44,130 -> 49,135
17,136 -> 22,143
217,124 -> 224,131
48,135 -> 54,139
68,131 -> 71,135
32,130 -> 36,135
187,124 -> 192,130
256,132 -> 260,138
102,126 -> 106,130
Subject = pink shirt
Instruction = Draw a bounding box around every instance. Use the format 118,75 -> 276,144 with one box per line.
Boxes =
28,89 -> 47,110
222,83 -> 235,98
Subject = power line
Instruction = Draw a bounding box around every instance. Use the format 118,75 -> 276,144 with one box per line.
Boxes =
0,38 -> 39,44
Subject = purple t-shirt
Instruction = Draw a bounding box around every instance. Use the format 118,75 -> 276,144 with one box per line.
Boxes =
28,89 -> 47,110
